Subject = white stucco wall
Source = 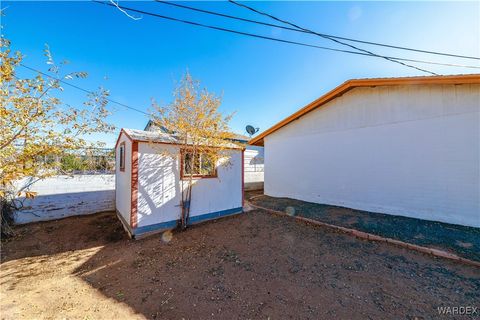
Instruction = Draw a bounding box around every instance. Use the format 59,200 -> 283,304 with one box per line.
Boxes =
244,145 -> 264,190
136,142 -> 243,228
115,132 -> 132,225
15,175 -> 115,224
264,84 -> 480,227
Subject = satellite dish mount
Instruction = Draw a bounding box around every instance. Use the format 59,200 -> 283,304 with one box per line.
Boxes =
246,125 -> 259,137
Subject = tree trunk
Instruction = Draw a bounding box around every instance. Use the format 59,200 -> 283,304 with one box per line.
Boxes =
180,177 -> 193,230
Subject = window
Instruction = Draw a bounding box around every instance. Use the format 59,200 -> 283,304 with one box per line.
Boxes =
119,142 -> 125,172
182,151 -> 216,178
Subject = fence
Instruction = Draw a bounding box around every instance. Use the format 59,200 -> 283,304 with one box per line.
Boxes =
15,147 -> 265,224
14,148 -> 115,224
15,174 -> 115,224
37,147 -> 115,174
244,146 -> 264,190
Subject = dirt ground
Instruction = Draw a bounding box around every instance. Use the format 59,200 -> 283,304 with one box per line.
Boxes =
249,192 -> 480,262
1,210 -> 479,320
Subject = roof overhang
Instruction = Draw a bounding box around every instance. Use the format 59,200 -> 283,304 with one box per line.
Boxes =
248,74 -> 480,146
116,128 -> 245,150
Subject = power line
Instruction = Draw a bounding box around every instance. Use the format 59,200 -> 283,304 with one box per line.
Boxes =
156,1 -> 479,70
155,0 -> 480,61
20,63 -> 150,116
94,1 -> 480,70
227,0 -> 437,75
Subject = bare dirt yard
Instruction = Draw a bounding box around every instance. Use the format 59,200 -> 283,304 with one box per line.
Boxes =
1,209 -> 479,319
249,193 -> 480,262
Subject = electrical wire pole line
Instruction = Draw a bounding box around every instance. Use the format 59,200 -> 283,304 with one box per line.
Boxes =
154,0 -> 480,61
20,63 -> 149,116
93,2 -> 480,70
227,0 -> 438,75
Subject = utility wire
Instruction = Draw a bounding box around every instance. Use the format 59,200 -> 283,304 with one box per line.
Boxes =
94,1 -> 480,70
227,0 -> 437,75
20,63 -> 149,116
156,0 -> 480,61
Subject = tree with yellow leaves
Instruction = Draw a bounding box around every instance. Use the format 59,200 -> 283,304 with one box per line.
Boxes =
151,72 -> 237,229
0,37 -> 115,236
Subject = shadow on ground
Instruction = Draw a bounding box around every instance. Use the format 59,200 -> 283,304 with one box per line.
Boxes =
248,192 -> 480,262
2,210 -> 479,319
1,212 -> 126,263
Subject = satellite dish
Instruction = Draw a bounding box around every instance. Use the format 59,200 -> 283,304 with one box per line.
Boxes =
246,125 -> 259,137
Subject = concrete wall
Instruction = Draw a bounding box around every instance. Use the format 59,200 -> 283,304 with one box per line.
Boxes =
264,84 -> 480,228
244,145 -> 264,190
115,132 -> 132,225
15,175 -> 115,224
136,142 -> 243,228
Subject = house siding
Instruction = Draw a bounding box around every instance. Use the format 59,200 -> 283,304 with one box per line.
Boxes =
115,132 -> 132,225
264,84 -> 480,227
136,142 -> 243,229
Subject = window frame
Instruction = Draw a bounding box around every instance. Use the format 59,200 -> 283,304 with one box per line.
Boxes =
180,149 -> 217,179
119,142 -> 125,172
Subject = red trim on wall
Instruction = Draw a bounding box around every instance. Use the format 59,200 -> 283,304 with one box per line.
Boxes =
122,129 -> 134,142
114,130 -> 123,151
130,141 -> 139,229
114,129 -> 134,151
241,149 -> 245,207
179,148 -> 218,180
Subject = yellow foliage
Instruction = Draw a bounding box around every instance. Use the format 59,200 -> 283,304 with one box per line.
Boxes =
151,71 -> 238,169
25,191 -> 37,199
150,71 -> 239,229
0,36 -> 115,198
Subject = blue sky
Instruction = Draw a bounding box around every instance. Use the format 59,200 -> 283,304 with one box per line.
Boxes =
3,1 -> 479,147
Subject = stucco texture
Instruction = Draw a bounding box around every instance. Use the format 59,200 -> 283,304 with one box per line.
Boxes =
264,84 -> 480,227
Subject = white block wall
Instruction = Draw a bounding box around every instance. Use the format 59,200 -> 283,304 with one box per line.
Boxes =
244,145 -> 264,190
264,84 -> 480,227
16,175 -> 115,224
136,142 -> 243,228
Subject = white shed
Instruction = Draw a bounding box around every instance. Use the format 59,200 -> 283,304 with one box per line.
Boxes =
144,121 -> 265,190
115,128 -> 244,238
249,75 -> 480,228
